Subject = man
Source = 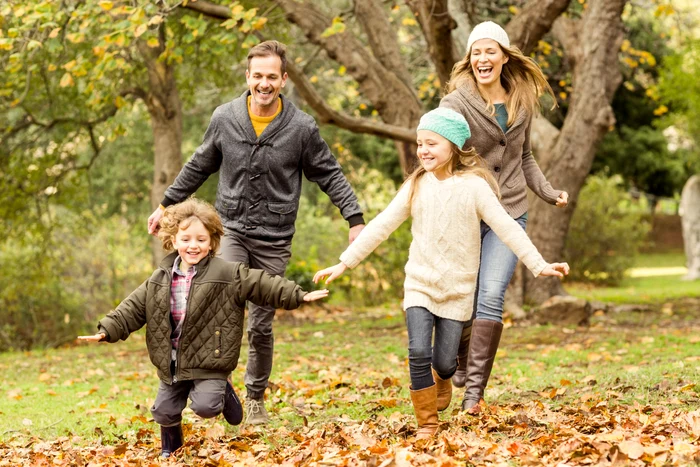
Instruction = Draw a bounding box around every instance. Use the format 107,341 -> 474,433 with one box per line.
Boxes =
147,40 -> 365,425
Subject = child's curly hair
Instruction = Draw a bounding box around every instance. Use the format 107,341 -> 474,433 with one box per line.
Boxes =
158,198 -> 224,256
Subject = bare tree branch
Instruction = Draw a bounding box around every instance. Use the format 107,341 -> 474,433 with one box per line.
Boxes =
406,0 -> 459,86
286,61 -> 416,142
353,0 -> 413,90
505,0 -> 572,55
551,16 -> 581,68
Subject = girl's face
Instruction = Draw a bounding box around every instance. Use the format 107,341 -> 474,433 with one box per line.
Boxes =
172,218 -> 212,271
416,130 -> 453,179
470,39 -> 509,87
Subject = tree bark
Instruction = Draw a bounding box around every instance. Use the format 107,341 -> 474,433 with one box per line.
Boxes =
405,0 -> 459,87
505,0 -> 572,55
523,0 -> 627,304
137,37 -> 183,264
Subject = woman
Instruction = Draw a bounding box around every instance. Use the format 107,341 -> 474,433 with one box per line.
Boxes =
440,21 -> 569,414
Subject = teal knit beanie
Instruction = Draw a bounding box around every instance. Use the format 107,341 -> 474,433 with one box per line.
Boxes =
416,108 -> 471,148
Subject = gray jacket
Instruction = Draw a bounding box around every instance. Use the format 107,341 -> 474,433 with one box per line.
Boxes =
162,91 -> 364,239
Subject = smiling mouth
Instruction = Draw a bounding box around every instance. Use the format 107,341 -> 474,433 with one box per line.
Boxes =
257,89 -> 273,97
477,66 -> 493,78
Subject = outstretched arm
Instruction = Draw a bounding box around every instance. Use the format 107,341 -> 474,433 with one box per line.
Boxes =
474,178 -> 568,277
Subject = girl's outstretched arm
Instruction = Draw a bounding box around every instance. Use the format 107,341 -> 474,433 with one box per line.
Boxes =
313,262 -> 348,285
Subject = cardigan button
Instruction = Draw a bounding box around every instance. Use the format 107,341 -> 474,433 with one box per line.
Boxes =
499,139 -> 506,146
494,167 -> 501,173
214,349 -> 220,355
215,330 -> 220,336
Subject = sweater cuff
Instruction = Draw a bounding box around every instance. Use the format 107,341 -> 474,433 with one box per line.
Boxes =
541,186 -> 562,205
346,214 -> 365,228
338,252 -> 360,269
161,196 -> 178,208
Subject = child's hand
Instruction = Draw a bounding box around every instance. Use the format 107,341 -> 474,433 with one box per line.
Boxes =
303,289 -> 330,302
77,333 -> 106,342
313,263 -> 348,284
540,262 -> 570,278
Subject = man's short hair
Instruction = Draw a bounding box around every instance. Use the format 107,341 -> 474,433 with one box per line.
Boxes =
247,40 -> 287,75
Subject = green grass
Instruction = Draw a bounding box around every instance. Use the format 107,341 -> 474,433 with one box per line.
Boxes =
2,299 -> 700,445
567,251 -> 699,303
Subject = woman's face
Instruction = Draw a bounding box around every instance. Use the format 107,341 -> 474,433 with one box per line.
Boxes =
469,39 -> 509,87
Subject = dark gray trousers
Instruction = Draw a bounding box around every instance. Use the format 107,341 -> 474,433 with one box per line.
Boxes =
219,228 -> 293,400
151,379 -> 227,427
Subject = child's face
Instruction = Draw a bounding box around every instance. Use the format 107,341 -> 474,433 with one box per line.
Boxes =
172,219 -> 212,269
416,129 -> 452,178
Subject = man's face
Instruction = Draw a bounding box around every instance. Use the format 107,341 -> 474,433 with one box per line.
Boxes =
246,55 -> 287,115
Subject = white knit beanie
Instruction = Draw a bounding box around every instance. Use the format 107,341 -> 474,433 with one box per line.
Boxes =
467,21 -> 510,52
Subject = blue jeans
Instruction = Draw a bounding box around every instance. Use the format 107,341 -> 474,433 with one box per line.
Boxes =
405,307 -> 464,390
473,213 -> 528,323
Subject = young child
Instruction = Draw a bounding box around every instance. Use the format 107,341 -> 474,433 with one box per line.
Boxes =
313,108 -> 569,440
79,199 -> 328,457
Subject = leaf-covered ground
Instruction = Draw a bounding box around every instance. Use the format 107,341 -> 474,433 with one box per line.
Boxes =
2,298 -> 700,466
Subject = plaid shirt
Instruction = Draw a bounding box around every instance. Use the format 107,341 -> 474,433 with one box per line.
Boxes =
170,257 -> 197,353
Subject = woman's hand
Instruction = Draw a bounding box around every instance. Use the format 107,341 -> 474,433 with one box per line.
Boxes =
77,333 -> 106,342
540,262 -> 570,278
556,191 -> 569,207
313,263 -> 348,285
303,289 -> 330,302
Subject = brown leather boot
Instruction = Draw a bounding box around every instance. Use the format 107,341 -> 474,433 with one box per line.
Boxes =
452,322 -> 472,388
461,319 -> 503,415
409,384 -> 439,440
432,368 -> 452,411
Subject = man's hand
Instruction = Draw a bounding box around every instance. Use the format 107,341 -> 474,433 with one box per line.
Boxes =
313,262 -> 348,285
77,333 -> 106,342
556,191 -> 569,208
148,207 -> 164,235
540,262 -> 570,278
303,289 -> 330,302
349,224 -> 365,244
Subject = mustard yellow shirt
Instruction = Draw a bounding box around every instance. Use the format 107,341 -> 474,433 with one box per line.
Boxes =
247,96 -> 282,137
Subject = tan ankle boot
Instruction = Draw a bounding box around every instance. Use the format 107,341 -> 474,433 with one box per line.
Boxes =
452,322 -> 472,388
432,368 -> 452,411
409,384 -> 438,440
461,319 -> 503,415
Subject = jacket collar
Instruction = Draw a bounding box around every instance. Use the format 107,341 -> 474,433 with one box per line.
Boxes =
455,85 -> 528,135
231,90 -> 297,143
159,251 -> 212,272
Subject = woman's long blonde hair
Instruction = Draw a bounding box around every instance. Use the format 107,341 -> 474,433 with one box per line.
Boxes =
446,43 -> 556,125
405,144 -> 500,206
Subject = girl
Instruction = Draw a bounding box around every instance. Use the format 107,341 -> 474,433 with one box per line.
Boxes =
440,21 -> 569,414
80,199 -> 328,457
313,108 -> 569,440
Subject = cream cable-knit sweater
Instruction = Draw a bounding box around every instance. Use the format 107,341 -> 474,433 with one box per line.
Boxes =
339,172 -> 548,322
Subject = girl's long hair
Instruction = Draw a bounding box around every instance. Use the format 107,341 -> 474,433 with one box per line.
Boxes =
405,144 -> 500,206
446,43 -> 556,125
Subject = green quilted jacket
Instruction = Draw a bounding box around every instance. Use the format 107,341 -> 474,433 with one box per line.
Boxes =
97,252 -> 307,384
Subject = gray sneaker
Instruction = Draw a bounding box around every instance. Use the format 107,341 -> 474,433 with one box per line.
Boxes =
244,398 -> 270,425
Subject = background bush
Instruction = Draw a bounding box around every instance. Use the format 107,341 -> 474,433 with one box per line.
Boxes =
564,174 -> 650,285
0,209 -> 151,351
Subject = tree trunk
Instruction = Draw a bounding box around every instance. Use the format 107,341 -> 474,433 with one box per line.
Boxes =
137,39 -> 183,264
523,0 -> 627,304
